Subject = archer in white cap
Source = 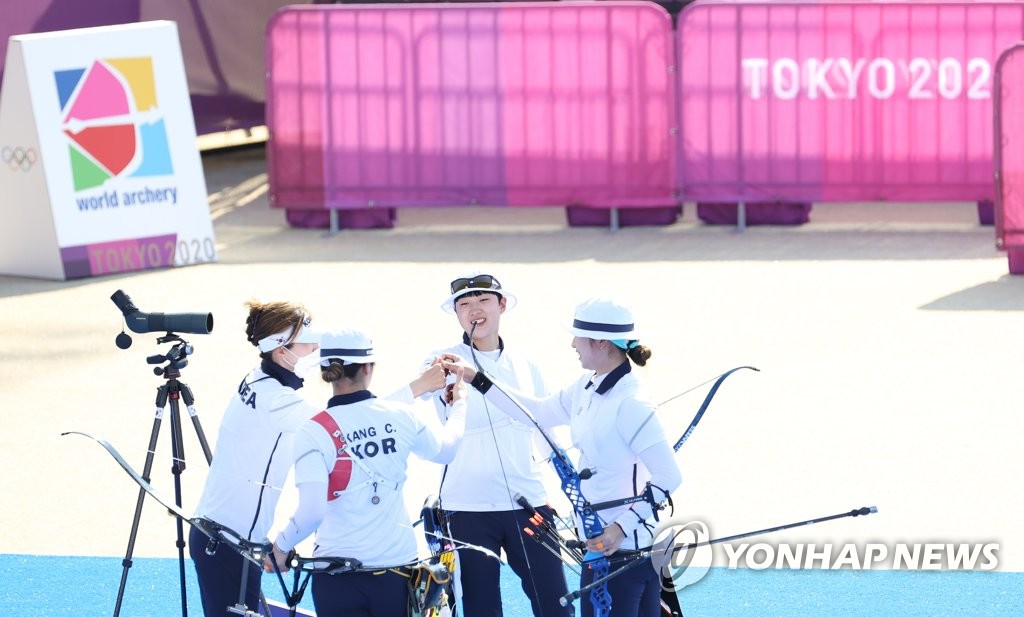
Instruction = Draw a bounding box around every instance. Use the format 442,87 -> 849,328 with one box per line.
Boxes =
426,272 -> 571,617
270,327 -> 468,617
450,297 -> 682,617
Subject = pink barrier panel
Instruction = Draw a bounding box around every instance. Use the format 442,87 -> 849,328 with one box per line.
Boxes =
266,3 -> 674,210
678,0 -> 1024,203
995,43 -> 1024,273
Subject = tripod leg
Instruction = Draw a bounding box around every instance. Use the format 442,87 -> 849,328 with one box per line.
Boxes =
168,393 -> 190,617
178,381 -> 213,464
113,385 -> 169,617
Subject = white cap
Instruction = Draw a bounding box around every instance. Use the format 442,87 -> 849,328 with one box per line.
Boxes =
569,298 -> 638,341
320,327 -> 376,365
441,273 -> 517,314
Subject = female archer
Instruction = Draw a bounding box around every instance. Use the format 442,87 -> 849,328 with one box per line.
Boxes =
190,300 -> 322,617
269,327 -> 469,616
445,297 -> 682,617
424,272 -> 571,617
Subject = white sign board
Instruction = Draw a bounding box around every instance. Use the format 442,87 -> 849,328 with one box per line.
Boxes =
0,21 -> 216,280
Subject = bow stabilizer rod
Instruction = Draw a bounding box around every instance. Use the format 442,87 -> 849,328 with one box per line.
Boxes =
560,505 -> 878,607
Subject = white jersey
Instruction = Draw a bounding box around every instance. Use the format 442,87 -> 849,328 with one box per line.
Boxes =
193,361 -> 316,542
483,362 -> 682,551
426,338 -> 550,511
288,391 -> 462,567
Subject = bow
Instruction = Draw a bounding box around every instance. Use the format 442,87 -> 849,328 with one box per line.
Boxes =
63,431 -> 282,616
533,365 -> 760,612
663,365 -> 760,452
654,365 -> 760,616
569,365 -> 761,611
62,432 -> 195,527
465,353 -> 757,614
62,431 -> 271,565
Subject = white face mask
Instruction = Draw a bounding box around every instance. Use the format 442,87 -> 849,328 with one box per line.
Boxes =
285,347 -> 321,378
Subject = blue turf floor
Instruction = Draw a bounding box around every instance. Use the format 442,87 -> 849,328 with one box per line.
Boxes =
2,555 -> 1021,616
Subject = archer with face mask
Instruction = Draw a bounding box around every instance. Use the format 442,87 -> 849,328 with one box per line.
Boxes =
190,300 -> 447,617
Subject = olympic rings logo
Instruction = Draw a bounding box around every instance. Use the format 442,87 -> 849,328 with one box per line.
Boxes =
2,146 -> 38,171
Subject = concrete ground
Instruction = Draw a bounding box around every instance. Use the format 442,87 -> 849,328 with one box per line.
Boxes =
2,144 -> 1021,572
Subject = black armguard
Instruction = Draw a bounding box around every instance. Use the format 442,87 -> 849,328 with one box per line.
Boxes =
470,371 -> 493,394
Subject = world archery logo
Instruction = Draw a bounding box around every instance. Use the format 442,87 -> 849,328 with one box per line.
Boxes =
54,57 -> 173,191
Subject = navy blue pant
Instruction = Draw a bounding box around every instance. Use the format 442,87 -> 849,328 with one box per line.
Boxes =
188,526 -> 261,616
448,507 -> 573,617
578,555 -> 660,617
311,569 -> 409,616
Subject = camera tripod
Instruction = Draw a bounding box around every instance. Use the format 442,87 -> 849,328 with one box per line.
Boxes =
113,333 -> 213,617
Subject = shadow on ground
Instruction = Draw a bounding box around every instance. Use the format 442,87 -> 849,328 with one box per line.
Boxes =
0,144 -> 1016,304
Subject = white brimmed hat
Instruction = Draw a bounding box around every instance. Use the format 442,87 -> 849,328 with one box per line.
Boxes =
569,298 -> 638,341
257,315 -> 322,352
441,273 -> 517,314
320,328 -> 376,365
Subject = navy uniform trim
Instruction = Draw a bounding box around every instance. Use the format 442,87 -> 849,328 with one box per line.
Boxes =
594,361 -> 631,395
327,391 -> 377,407
261,358 -> 304,390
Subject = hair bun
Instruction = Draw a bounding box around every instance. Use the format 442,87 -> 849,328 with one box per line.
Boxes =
245,306 -> 265,346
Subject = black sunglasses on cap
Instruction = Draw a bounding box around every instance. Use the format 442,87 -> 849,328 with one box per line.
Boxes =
450,274 -> 501,294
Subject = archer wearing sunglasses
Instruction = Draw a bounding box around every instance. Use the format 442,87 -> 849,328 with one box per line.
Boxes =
421,273 -> 572,617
